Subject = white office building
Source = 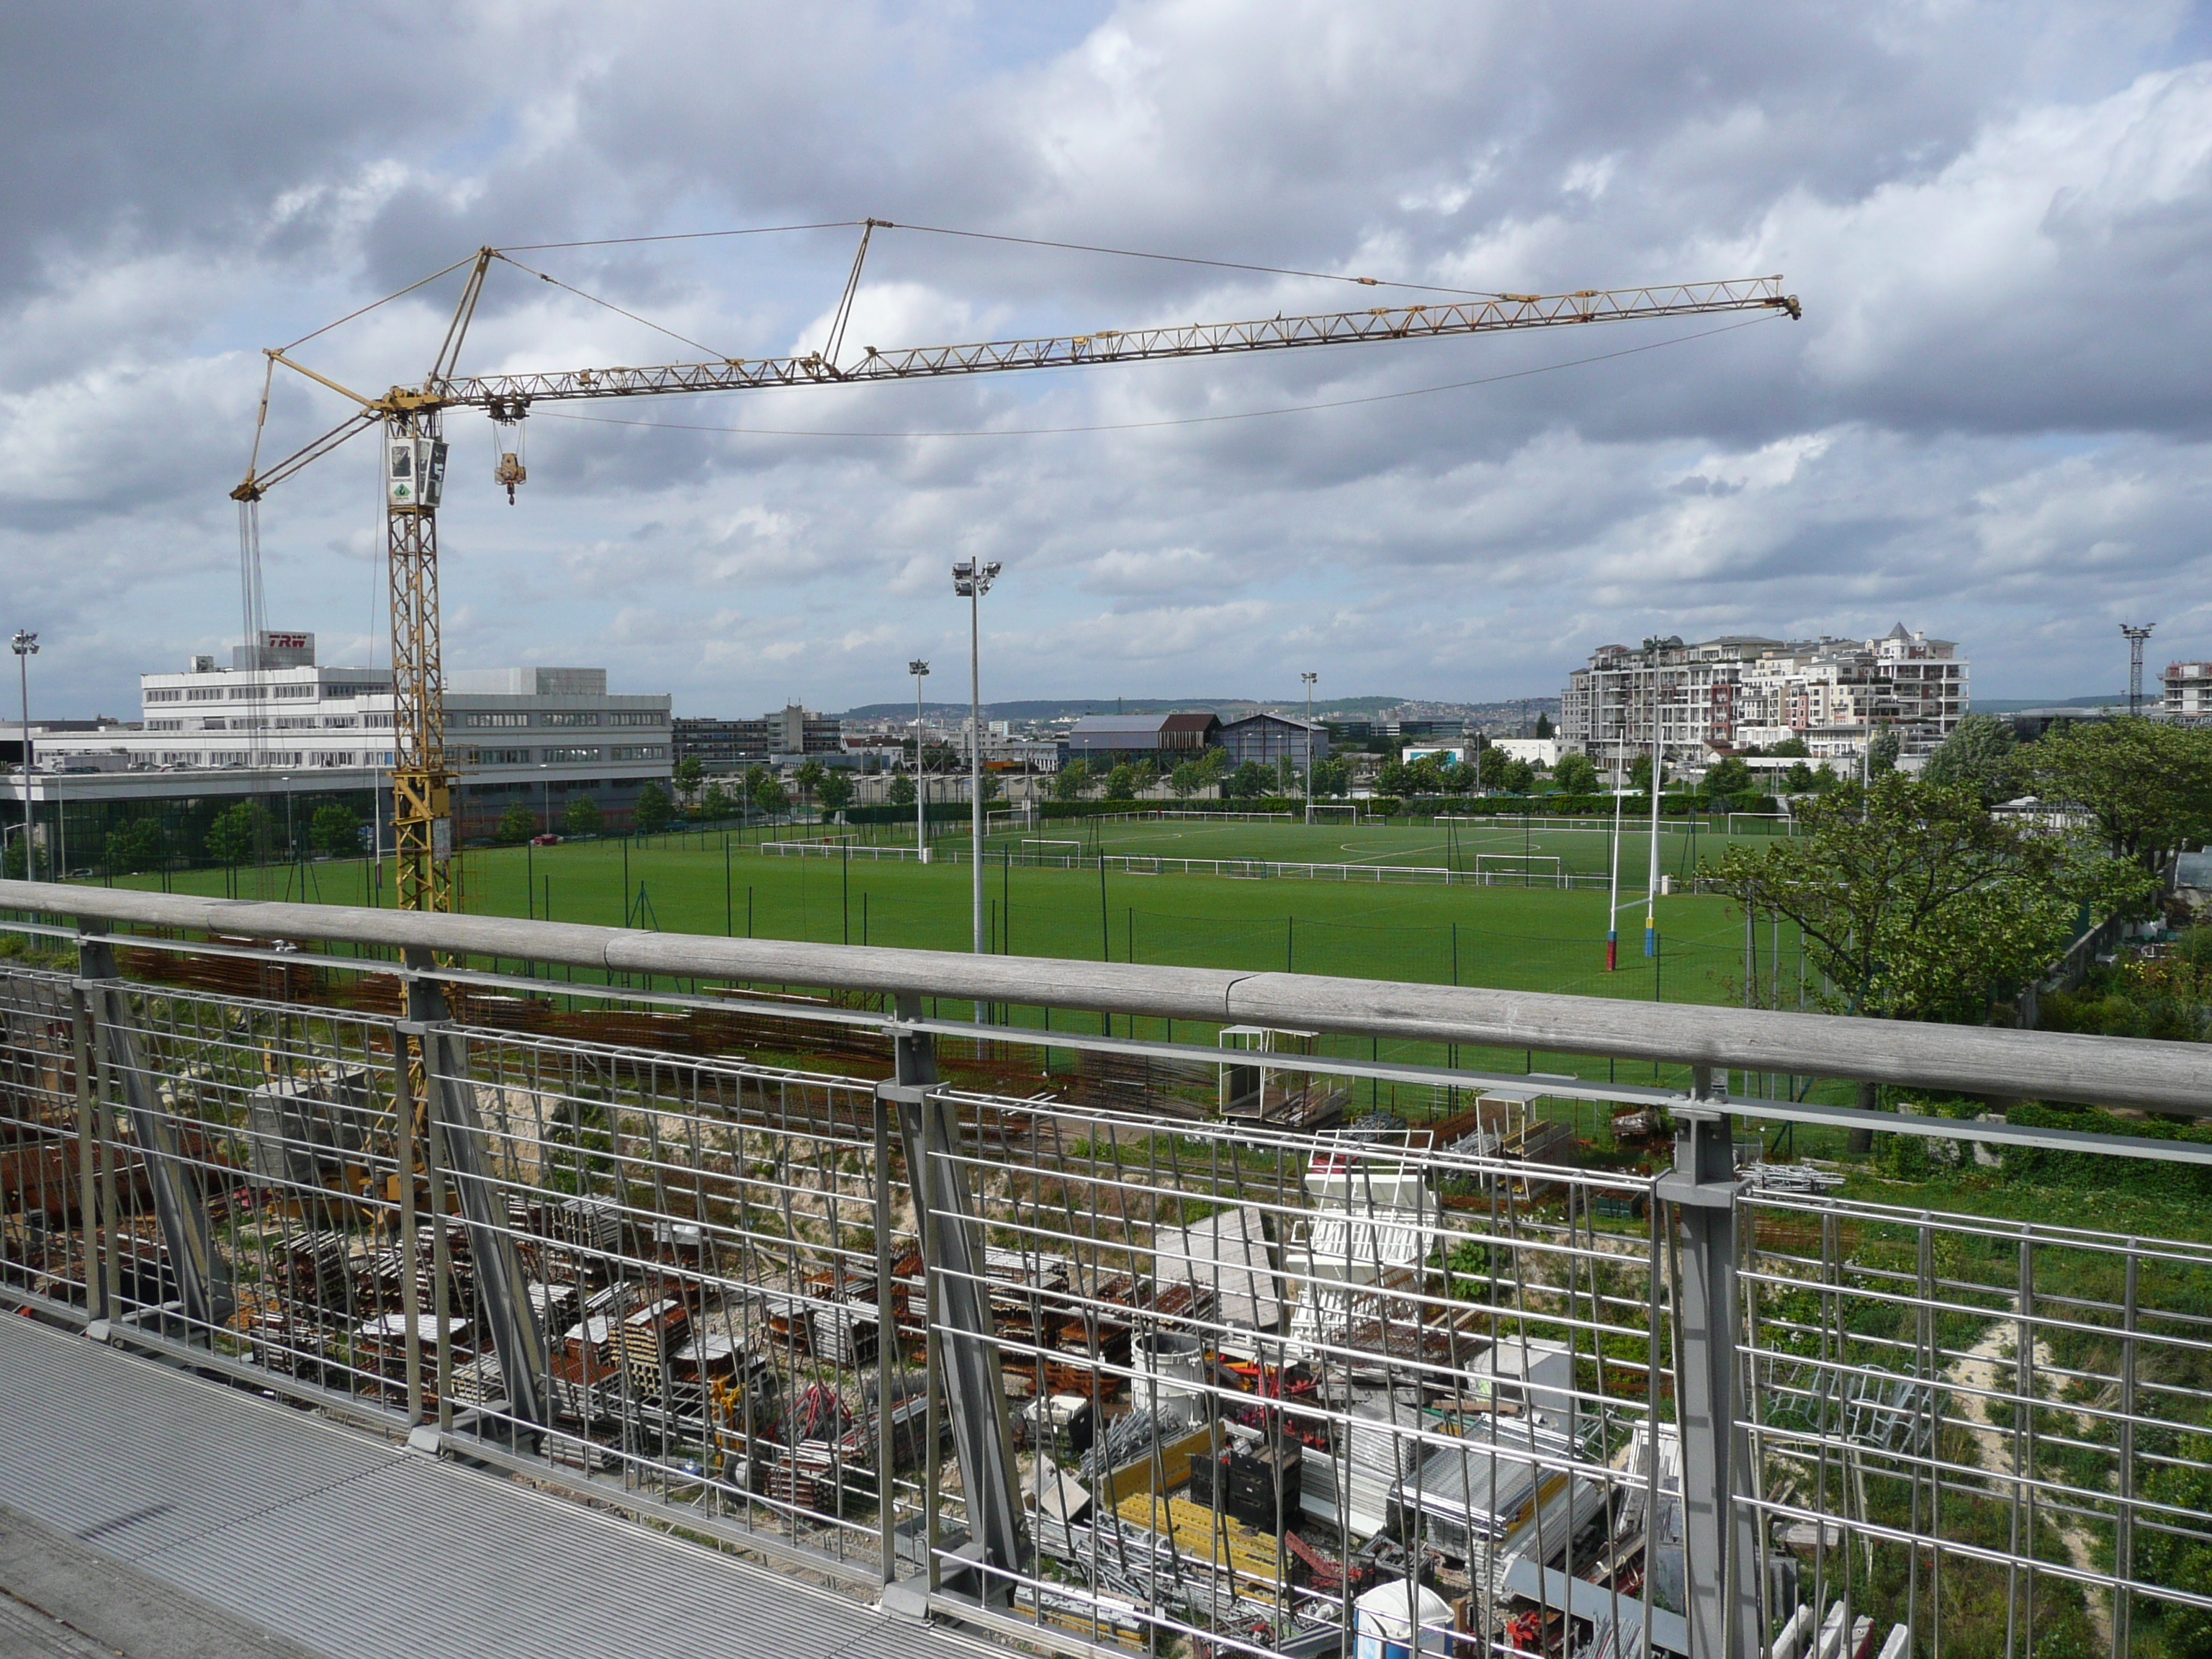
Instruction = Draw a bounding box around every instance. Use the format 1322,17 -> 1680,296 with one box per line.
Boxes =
13,633 -> 672,846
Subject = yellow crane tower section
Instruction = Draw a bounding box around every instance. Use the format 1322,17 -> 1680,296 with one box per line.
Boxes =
233,228 -> 1798,915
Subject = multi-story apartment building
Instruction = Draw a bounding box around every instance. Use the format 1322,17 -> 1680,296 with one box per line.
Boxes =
2164,662 -> 2212,724
1561,625 -> 1966,777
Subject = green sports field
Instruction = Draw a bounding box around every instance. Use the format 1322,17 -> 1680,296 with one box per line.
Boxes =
136,816 -> 1803,1010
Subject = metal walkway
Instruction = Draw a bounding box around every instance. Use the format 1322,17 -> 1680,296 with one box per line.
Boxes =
0,1317 -> 979,1659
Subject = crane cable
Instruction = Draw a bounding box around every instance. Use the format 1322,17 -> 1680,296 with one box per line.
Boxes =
534,312 -> 1782,441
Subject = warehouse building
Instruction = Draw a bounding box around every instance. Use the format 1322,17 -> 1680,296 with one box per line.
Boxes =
1217,713 -> 1329,770
1066,711 -> 1220,763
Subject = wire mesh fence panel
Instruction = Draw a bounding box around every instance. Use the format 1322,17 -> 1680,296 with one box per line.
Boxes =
415,1028 -> 929,1584
0,968 -> 91,1315
914,1092 -> 1677,1659
1740,1191 -> 2212,1659
88,983 -> 410,1414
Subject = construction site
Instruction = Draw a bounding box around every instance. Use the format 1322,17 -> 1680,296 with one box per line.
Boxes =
4,890 -> 2209,1659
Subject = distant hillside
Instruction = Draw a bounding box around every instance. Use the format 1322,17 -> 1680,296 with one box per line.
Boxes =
1969,695 -> 2126,712
837,693 -> 1560,722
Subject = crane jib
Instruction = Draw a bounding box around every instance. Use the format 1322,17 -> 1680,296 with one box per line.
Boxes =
416,276 -> 1796,410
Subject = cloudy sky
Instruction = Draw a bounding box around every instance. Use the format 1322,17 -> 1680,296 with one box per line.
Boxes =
7,1 -> 2212,719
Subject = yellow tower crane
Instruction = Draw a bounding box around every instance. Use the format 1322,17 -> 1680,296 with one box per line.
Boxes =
233,226 -> 1797,914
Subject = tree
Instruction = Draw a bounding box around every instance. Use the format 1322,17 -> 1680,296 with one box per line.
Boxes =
1866,727 -> 1901,776
1169,760 -> 1204,799
1129,759 -> 1159,797
309,803 -> 361,855
1224,760 -> 1274,800
817,770 -> 854,811
1717,775 -> 2085,1026
1051,760 -> 1091,802
205,802 -> 258,867
2023,716 -> 2212,874
750,773 -> 789,818
1477,746 -> 1511,790
742,764 -> 771,808
494,804 -> 536,845
1553,752 -> 1600,795
562,795 -> 602,837
104,817 -> 164,874
673,755 -> 704,804
1703,756 -> 1753,798
1102,764 -> 1138,801
1534,711 -> 1553,739
1310,756 -> 1350,797
698,781 -> 734,821
1768,734 -> 1810,758
1439,759 -> 1478,794
886,774 -> 916,807
793,760 -> 826,806
1782,760 -> 1818,794
1501,758 -> 1537,795
1920,712 -> 2018,804
632,782 -> 672,835
1628,754 -> 1665,794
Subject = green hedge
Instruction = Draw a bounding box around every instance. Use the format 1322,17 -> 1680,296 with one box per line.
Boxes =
2000,1102 -> 2212,1197
1029,793 -> 1779,821
841,802 -> 974,826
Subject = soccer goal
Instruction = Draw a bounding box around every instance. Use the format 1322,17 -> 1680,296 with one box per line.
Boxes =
986,806 -> 1036,836
1472,853 -> 1566,886
1017,837 -> 1084,867
1305,802 -> 1361,827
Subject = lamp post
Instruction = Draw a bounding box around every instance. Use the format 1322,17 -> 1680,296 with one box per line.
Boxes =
909,659 -> 930,864
1301,671 -> 1318,823
1641,637 -> 1665,958
11,631 -> 36,881
951,559 -> 1001,962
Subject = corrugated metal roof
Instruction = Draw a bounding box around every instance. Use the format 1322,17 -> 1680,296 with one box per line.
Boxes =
0,1317 -> 983,1659
1068,714 -> 1169,735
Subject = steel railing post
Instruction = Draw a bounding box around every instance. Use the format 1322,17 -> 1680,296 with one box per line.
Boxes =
884,992 -> 1027,1611
873,1080 -> 898,1588
392,1025 -> 423,1429
68,958 -> 103,1322
402,946 -> 549,1435
1658,1065 -> 1758,1658
76,921 -> 229,1339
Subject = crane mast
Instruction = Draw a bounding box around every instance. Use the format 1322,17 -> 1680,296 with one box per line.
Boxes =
235,233 -> 1797,916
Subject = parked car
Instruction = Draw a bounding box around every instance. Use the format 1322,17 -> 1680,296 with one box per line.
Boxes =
531,833 -> 564,846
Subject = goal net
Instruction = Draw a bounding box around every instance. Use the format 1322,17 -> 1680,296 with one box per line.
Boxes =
1017,838 -> 1084,866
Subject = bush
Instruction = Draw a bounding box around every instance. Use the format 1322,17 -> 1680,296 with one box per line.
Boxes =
562,796 -> 602,837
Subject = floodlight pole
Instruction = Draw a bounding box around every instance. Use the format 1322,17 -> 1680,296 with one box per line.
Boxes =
1301,671 -> 1317,824
1643,637 -> 1663,958
909,660 -> 930,864
12,631 -> 36,882
1607,739 -> 1623,971
952,559 -> 1001,971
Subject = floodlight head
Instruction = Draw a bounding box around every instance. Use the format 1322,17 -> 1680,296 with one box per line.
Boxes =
951,557 -> 1000,597
909,660 -> 930,677
9,631 -> 36,657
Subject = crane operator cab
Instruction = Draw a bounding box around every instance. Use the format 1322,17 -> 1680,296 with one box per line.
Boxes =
385,429 -> 448,511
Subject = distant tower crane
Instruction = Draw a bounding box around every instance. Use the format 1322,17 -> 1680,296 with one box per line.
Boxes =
234,227 -> 1799,914
2123,623 -> 2154,718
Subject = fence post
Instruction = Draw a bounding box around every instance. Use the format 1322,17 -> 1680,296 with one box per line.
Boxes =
68,950 -> 104,1323
401,946 -> 549,1437
1658,1065 -> 1758,1658
76,920 -> 229,1339
882,992 -> 1027,1614
873,1079 -> 899,1591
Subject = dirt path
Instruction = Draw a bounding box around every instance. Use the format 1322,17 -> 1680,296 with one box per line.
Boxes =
1945,1309 -> 2110,1647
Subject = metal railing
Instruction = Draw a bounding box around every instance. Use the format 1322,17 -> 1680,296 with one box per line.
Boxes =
1,878 -> 2208,1659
